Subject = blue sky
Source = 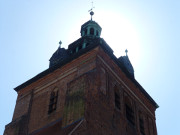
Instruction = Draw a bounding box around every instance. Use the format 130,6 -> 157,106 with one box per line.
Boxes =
0,0 -> 180,134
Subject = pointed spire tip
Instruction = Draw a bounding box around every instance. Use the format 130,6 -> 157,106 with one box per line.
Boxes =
125,49 -> 128,56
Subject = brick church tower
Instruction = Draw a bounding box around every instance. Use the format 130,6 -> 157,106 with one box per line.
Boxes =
4,11 -> 158,135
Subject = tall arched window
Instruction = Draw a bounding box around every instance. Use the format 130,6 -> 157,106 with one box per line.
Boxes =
114,85 -> 120,110
139,112 -> 145,135
90,28 -> 94,35
79,44 -> 82,50
48,89 -> 58,114
86,43 -> 89,47
85,28 -> 87,35
96,30 -> 99,36
148,117 -> 155,135
125,96 -> 135,126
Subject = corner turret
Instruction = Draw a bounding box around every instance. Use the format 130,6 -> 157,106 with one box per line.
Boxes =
118,50 -> 134,78
49,41 -> 69,67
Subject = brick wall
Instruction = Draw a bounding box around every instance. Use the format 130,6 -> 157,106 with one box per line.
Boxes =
4,46 -> 157,135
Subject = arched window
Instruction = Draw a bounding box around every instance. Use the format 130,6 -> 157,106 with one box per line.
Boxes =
100,68 -> 106,94
86,43 -> 89,47
90,28 -> 94,35
82,42 -> 86,49
148,117 -> 155,135
72,48 -> 76,54
85,28 -> 87,35
79,44 -> 82,50
114,85 -> 120,110
96,30 -> 99,36
48,89 -> 58,114
125,96 -> 135,126
139,112 -> 145,135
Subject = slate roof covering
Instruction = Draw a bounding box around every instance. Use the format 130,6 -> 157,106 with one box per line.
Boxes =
118,56 -> 134,78
14,36 -> 158,108
49,48 -> 69,67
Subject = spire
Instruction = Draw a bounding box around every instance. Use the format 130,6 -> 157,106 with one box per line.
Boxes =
125,49 -> 128,56
59,40 -> 62,48
88,1 -> 95,20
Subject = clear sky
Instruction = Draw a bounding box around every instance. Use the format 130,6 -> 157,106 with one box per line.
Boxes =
0,0 -> 180,134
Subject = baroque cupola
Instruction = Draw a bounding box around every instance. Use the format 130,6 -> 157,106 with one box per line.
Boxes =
80,11 -> 102,37
49,10 -> 113,68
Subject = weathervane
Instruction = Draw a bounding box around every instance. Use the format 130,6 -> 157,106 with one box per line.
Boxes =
88,1 -> 95,20
56,40 -> 62,54
125,49 -> 128,56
